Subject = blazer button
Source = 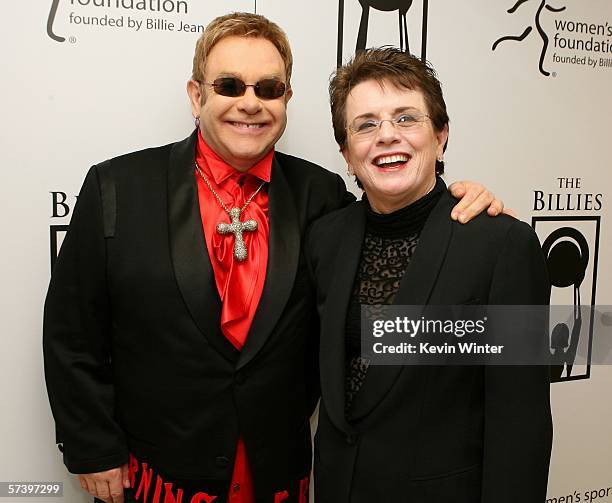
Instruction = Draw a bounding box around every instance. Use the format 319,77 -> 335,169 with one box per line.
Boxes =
215,456 -> 230,468
346,434 -> 358,446
235,372 -> 245,385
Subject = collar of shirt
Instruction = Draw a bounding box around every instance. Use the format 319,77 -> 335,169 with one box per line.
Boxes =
196,129 -> 273,186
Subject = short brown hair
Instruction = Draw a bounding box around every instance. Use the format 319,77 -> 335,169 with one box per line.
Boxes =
330,47 -> 449,174
192,12 -> 293,85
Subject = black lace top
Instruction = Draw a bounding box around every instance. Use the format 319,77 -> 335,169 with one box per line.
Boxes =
345,178 -> 445,416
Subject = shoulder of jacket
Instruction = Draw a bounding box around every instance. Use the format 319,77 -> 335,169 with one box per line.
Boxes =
275,151 -> 338,182
99,141 -> 175,169
449,211 -> 540,257
309,200 -> 361,238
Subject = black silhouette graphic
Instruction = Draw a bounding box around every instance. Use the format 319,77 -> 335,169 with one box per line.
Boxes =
542,227 -> 588,381
337,0 -> 428,66
50,225 -> 69,270
356,1 -> 414,53
47,0 -> 65,42
492,0 -> 566,76
532,216 -> 601,382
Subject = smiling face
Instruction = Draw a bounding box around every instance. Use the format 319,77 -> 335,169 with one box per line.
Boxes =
187,35 -> 292,171
342,79 -> 448,214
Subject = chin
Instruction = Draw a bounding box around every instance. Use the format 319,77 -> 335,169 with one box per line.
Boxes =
231,147 -> 267,164
375,181 -> 418,197
234,138 -> 271,154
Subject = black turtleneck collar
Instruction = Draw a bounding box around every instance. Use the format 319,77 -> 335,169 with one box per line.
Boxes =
363,177 -> 446,238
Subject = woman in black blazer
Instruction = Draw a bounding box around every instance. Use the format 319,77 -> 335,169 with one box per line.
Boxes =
306,47 -> 552,502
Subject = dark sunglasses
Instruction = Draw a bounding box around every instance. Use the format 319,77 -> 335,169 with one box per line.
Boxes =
203,77 -> 287,100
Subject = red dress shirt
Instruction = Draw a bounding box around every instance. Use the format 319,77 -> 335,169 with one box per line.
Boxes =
195,131 -> 272,503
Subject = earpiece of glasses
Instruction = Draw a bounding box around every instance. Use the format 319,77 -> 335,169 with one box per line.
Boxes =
203,77 -> 287,100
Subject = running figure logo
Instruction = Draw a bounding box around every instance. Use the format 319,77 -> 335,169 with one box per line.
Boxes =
492,0 -> 566,76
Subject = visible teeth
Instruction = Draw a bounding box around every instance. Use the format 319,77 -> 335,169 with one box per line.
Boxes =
375,154 -> 409,166
233,122 -> 263,129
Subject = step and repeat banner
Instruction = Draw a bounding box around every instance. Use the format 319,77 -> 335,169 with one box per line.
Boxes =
1,1 -> 610,501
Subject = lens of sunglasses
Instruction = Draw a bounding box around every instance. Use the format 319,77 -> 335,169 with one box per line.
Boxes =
255,79 -> 286,99
212,77 -> 246,97
211,77 -> 286,100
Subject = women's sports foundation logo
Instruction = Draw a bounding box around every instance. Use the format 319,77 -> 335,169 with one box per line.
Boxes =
47,0 -> 65,42
46,0 -> 194,42
492,0 -> 566,76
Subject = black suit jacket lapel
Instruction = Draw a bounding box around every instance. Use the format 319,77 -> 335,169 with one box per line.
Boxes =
320,202 -> 366,435
168,130 -> 239,363
349,191 -> 456,422
237,155 -> 300,370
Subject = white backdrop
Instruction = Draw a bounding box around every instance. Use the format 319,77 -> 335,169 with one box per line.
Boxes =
1,1 -> 611,501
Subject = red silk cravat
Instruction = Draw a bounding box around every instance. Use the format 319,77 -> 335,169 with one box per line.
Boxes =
195,131 -> 271,350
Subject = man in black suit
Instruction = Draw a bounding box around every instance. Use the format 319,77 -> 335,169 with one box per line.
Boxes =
43,12 -> 505,503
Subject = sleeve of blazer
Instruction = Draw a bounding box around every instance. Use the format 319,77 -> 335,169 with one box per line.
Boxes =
304,174 -> 354,274
314,171 -> 355,216
303,174 -> 354,325
43,165 -> 128,474
329,173 -> 356,213
303,208 -> 331,295
481,220 -> 552,502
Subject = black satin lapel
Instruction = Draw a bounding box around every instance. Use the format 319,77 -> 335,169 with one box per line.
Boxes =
168,130 -> 239,363
237,156 -> 300,370
349,191 -> 455,422
319,203 -> 365,435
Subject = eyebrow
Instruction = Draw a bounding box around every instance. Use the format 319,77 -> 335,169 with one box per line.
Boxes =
214,72 -> 285,81
351,106 -> 422,121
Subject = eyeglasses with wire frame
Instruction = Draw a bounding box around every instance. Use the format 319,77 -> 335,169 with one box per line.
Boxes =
347,112 -> 431,139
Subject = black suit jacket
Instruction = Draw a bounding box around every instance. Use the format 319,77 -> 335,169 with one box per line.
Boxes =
306,188 -> 552,503
43,131 -> 354,500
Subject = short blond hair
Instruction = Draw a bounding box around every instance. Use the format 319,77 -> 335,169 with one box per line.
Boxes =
192,12 -> 293,85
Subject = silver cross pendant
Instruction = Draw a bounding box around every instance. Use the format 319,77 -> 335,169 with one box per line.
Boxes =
216,207 -> 258,262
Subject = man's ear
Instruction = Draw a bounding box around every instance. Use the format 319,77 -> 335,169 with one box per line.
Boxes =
186,79 -> 203,117
284,86 -> 293,104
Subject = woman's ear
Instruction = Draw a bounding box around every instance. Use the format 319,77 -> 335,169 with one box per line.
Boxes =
341,147 -> 353,174
436,124 -> 449,158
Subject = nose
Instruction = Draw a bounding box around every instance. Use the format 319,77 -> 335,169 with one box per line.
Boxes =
375,119 -> 401,145
236,86 -> 263,115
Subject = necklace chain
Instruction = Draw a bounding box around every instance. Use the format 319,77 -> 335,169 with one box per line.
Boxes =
194,162 -> 266,215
